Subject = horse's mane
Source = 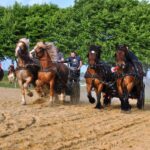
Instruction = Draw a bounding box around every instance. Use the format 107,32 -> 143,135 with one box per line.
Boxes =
19,38 -> 29,48
35,42 -> 58,62
45,42 -> 58,62
116,44 -> 128,54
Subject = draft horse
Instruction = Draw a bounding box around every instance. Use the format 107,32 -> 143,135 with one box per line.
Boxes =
85,45 -> 114,109
15,38 -> 40,105
115,49 -> 145,111
34,42 -> 69,104
0,65 -> 4,81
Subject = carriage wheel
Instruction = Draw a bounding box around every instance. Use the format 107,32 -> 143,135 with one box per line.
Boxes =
141,83 -> 145,109
70,81 -> 80,104
137,82 -> 145,109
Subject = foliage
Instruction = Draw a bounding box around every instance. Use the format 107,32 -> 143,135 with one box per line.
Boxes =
0,0 -> 150,64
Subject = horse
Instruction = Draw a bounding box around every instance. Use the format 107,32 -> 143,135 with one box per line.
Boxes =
15,38 -> 40,105
0,67 -> 4,81
115,49 -> 145,111
7,65 -> 16,86
85,46 -> 115,109
33,42 -> 69,105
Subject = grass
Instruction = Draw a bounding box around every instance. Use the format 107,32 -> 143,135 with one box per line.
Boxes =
0,71 -> 19,88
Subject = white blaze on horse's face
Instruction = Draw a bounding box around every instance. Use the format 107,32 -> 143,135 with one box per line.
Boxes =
91,51 -> 95,54
88,50 -> 97,67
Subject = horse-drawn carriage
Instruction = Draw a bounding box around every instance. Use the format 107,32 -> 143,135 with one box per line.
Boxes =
85,45 -> 145,112
14,38 -> 145,111
67,66 -> 80,103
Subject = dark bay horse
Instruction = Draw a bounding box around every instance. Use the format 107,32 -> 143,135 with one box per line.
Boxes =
0,65 -> 4,81
85,46 -> 115,109
115,49 -> 145,111
34,42 -> 69,105
15,38 -> 40,105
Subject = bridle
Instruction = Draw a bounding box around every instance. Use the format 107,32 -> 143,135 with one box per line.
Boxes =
88,50 -> 99,69
115,49 -> 128,71
35,47 -> 45,59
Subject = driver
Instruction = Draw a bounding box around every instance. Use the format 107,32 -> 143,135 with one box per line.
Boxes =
66,51 -> 82,79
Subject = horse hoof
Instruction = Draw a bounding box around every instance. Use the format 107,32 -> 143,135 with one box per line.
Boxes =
89,97 -> 95,104
121,109 -> 131,114
49,101 -> 54,106
95,105 -> 103,109
21,102 -> 26,105
59,100 -> 65,105
27,92 -> 33,97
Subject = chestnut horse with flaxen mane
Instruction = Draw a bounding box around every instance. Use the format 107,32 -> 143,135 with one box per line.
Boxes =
34,42 -> 69,105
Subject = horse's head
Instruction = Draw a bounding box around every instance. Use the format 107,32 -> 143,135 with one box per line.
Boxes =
115,48 -> 127,72
34,42 -> 47,59
15,38 -> 29,57
8,65 -> 15,72
87,50 -> 98,68
87,45 -> 101,68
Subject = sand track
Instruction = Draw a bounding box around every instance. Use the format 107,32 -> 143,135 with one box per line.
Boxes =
0,87 -> 150,150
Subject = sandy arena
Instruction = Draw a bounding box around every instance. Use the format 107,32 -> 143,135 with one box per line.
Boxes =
0,85 -> 150,150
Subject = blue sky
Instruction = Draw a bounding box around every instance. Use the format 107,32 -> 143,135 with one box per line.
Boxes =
0,0 -> 75,8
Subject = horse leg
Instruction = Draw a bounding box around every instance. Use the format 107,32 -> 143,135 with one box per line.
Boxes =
103,93 -> 111,107
86,83 -> 95,104
122,80 -> 135,111
49,79 -> 55,105
18,80 -> 26,105
122,90 -> 131,111
59,89 -> 66,104
24,76 -> 33,97
35,79 -> 45,97
117,81 -> 125,110
95,84 -> 103,109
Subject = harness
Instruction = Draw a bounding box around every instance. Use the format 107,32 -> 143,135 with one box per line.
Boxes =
40,65 -> 57,73
116,72 -> 138,79
16,63 -> 38,69
84,66 -> 109,85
